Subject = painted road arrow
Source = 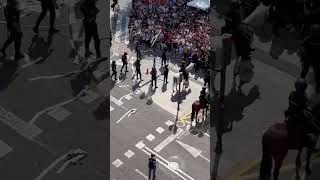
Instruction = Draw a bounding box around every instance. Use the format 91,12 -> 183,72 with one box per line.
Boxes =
176,140 -> 210,163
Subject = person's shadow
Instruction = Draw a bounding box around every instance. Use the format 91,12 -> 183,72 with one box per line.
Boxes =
28,33 -> 54,64
222,85 -> 261,133
0,59 -> 19,91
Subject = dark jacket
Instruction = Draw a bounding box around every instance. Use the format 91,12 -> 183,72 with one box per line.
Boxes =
148,158 -> 156,169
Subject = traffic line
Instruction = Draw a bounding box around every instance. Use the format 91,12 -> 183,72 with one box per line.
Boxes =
146,134 -> 155,142
0,140 -> 12,159
124,150 -> 135,159
0,105 -> 42,139
29,90 -> 86,125
154,128 -> 184,152
116,109 -> 137,124
21,57 -> 43,69
135,169 -> 148,179
112,159 -> 123,168
143,146 -> 195,180
110,106 -> 114,111
34,149 -> 84,180
156,127 -> 165,134
110,95 -> 123,107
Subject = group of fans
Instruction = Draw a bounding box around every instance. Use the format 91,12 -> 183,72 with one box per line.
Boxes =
127,0 -> 210,72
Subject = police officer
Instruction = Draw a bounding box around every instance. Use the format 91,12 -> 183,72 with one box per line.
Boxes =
120,52 -> 128,73
285,79 -> 308,123
148,154 -> 157,180
136,43 -> 141,60
161,49 -> 167,66
135,59 -> 143,81
163,64 -> 169,84
203,69 -> 210,90
1,0 -> 24,60
81,0 -> 101,58
33,0 -> 59,34
299,24 -> 320,93
110,60 -> 117,81
199,87 -> 207,105
150,67 -> 157,89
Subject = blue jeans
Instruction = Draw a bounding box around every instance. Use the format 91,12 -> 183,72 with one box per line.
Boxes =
148,168 -> 156,180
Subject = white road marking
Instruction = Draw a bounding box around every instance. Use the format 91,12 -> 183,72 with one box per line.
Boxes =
56,151 -> 88,174
199,153 -> 210,163
135,169 -> 148,179
28,70 -> 81,81
116,109 -> 137,124
21,57 -> 43,69
176,140 -> 201,158
110,95 -> 123,107
165,120 -> 174,126
47,106 -> 72,122
124,150 -> 135,159
119,92 -> 134,102
0,140 -> 12,159
134,89 -> 141,94
177,125 -> 191,139
154,128 -> 184,152
29,90 -> 86,125
124,94 -> 132,100
34,149 -> 84,180
144,146 -> 195,180
112,159 -> 123,168
204,133 -> 210,137
146,134 -> 155,141
110,106 -> 114,111
156,127 -> 165,134
135,141 -> 145,149
118,85 -> 131,88
127,109 -> 137,117
0,106 -> 42,139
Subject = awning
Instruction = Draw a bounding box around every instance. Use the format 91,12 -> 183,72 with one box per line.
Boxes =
187,0 -> 210,11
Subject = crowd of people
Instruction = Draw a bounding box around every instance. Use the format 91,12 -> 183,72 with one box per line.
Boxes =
128,0 -> 210,71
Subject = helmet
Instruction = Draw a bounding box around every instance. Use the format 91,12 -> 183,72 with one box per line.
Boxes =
295,78 -> 308,91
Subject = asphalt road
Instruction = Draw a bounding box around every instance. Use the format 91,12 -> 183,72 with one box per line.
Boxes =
0,0 -> 109,179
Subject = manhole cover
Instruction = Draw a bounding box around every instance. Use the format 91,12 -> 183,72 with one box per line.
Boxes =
168,162 -> 179,171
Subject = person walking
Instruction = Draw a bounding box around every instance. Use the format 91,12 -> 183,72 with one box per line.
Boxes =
161,49 -> 167,66
120,52 -> 128,73
1,0 -> 24,61
81,0 -> 101,58
110,60 -> 117,81
163,64 -> 169,84
150,67 -> 157,89
148,154 -> 157,180
135,59 -> 143,81
33,0 -> 59,34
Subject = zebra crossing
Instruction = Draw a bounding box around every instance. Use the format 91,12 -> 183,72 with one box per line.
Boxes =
0,88 -> 102,160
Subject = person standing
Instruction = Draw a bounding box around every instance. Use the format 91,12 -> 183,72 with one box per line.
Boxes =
148,154 -> 157,180
163,64 -> 169,84
120,52 -> 128,73
135,59 -> 143,81
81,0 -> 101,58
1,0 -> 24,60
161,49 -> 167,66
136,43 -> 141,60
33,0 -> 59,34
110,60 -> 117,81
299,24 -> 320,93
150,67 -> 157,89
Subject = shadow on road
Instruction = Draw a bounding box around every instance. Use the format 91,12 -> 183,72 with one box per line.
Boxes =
171,88 -> 191,102
28,33 -> 54,64
0,59 -> 18,91
211,152 -> 222,180
93,99 -> 109,121
222,85 -> 261,133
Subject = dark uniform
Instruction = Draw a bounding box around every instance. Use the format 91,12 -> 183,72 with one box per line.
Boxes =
148,154 -> 157,180
34,0 -> 59,34
161,50 -> 167,66
135,59 -> 142,80
1,2 -> 24,60
285,79 -> 308,124
163,64 -> 169,84
81,0 -> 101,58
136,43 -> 141,60
150,67 -> 157,88
199,87 -> 207,105
110,60 -> 117,81
203,70 -> 210,90
120,53 -> 128,73
299,25 -> 320,93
